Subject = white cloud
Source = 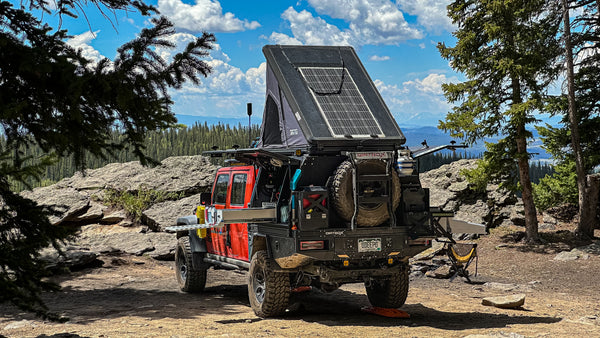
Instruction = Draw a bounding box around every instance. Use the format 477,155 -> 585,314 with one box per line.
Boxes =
419,43 -> 426,49
66,31 -> 104,65
154,33 -> 266,117
264,32 -> 303,45
157,0 -> 260,33
374,73 -> 457,123
276,1 -> 423,47
369,55 -> 390,61
396,0 -> 454,34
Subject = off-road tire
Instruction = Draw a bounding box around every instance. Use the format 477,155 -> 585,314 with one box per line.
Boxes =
330,159 -> 401,226
175,236 -> 207,293
365,265 -> 409,308
248,251 -> 290,317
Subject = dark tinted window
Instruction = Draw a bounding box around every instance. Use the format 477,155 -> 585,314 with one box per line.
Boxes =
213,174 -> 230,204
230,174 -> 247,206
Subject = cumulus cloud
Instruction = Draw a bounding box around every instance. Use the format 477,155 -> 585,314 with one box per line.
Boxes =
66,31 -> 104,65
264,32 -> 303,45
273,1 -> 423,46
396,0 -> 454,34
157,0 -> 260,33
374,73 -> 457,122
370,55 -> 390,61
153,33 -> 267,117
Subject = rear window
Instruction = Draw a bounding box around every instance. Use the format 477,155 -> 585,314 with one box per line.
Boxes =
213,174 -> 230,204
230,173 -> 248,206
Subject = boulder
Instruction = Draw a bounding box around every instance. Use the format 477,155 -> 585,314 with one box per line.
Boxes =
146,232 -> 178,260
101,209 -> 127,224
482,294 -> 526,309
425,265 -> 453,279
142,193 -> 203,231
57,155 -> 216,195
39,246 -> 100,271
420,159 -> 523,230
21,187 -> 89,225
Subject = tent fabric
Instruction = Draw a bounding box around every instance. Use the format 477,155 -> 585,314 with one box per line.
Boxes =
259,45 -> 405,150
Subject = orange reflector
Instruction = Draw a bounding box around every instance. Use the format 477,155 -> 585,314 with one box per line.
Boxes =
300,240 -> 325,250
343,260 -> 349,267
361,306 -> 410,318
291,286 -> 312,293
388,258 -> 394,265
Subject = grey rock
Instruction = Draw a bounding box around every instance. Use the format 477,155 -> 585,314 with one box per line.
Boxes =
411,240 -> 445,261
146,232 -> 177,260
425,265 -> 453,279
81,231 -> 154,256
420,159 -> 521,230
3,319 -> 37,330
554,249 -> 590,261
576,241 -> 600,255
77,202 -> 106,221
21,187 -> 89,225
58,155 -> 216,195
482,294 -> 526,309
102,209 -> 127,223
539,223 -> 556,231
39,246 -> 99,271
142,193 -> 203,231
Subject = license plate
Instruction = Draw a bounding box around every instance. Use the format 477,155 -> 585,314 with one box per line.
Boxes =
354,151 -> 390,160
358,238 -> 381,252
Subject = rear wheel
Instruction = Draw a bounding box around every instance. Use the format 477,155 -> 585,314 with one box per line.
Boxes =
175,236 -> 207,293
248,251 -> 290,317
365,265 -> 409,308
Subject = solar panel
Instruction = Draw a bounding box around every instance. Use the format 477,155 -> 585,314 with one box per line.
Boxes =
299,67 -> 384,138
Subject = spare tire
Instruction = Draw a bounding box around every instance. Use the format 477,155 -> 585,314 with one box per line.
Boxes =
329,159 -> 401,227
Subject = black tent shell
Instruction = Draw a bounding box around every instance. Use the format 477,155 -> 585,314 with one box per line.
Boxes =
258,45 -> 405,152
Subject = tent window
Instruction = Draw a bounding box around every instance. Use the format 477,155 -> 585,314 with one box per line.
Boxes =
262,95 -> 282,145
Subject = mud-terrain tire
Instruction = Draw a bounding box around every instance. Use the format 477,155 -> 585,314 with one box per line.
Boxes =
330,159 -> 401,226
248,251 -> 290,317
175,236 -> 207,293
365,265 -> 409,308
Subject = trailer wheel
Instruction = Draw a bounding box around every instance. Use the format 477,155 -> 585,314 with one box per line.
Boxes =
330,159 -> 401,227
248,251 -> 290,317
175,236 -> 207,293
365,265 -> 409,308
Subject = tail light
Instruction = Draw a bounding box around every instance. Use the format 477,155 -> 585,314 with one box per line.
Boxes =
300,240 -> 325,250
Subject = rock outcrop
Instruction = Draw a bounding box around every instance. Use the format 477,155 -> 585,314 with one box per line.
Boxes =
420,159 -> 525,229
23,156 -> 529,272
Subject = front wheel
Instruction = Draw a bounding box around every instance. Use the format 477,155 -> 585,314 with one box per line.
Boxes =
365,265 -> 409,308
175,236 -> 207,293
248,251 -> 290,317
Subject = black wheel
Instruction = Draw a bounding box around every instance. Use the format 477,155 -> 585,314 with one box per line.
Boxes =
248,251 -> 290,317
365,265 -> 409,308
330,159 -> 401,227
175,236 -> 207,293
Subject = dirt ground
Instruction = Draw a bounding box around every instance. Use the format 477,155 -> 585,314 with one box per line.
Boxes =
2,225 -> 600,338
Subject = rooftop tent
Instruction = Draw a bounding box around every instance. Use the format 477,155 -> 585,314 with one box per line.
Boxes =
258,45 -> 405,151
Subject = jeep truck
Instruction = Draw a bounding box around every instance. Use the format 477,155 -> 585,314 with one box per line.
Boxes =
166,45 -> 479,317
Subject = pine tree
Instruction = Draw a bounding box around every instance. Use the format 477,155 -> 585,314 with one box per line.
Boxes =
438,0 -> 562,243
0,0 -> 214,318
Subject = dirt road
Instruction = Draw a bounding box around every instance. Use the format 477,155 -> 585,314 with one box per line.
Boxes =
2,228 -> 600,337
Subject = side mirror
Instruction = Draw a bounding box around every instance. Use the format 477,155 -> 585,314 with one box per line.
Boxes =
200,192 -> 211,205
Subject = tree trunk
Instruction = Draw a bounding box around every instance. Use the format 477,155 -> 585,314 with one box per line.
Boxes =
516,135 -> 539,243
580,174 -> 600,236
561,0 -> 594,239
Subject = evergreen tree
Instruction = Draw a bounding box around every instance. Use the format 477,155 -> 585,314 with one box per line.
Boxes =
438,0 -> 562,243
0,0 -> 214,318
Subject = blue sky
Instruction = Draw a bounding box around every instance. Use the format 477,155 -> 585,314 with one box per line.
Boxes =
52,0 -> 461,127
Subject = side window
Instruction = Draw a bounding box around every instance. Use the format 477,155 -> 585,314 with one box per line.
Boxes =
213,174 -> 230,204
230,173 -> 247,206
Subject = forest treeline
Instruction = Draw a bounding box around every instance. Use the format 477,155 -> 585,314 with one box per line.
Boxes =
6,122 -> 554,192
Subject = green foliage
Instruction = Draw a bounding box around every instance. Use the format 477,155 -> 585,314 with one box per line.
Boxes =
438,0 -> 563,241
533,160 -> 578,210
7,122 -> 261,192
0,0 -> 214,318
103,188 -> 183,222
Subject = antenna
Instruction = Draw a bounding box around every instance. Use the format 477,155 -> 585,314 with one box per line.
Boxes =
247,102 -> 252,147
